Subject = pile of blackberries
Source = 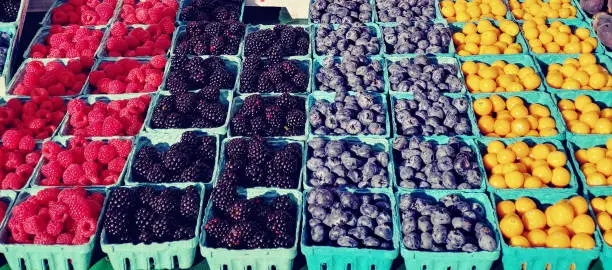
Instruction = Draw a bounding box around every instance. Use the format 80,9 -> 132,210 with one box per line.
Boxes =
399,194 -> 497,252
310,92 -> 387,136
239,57 -> 309,93
150,87 -> 228,129
174,21 -> 245,56
310,0 -> 372,23
131,131 -> 217,183
315,56 -> 384,93
230,93 -> 306,137
307,189 -> 394,249
388,56 -> 462,93
0,0 -> 18,22
179,0 -> 241,22
244,25 -> 309,58
392,136 -> 483,189
382,23 -> 451,54
166,55 -> 235,94
103,186 -> 201,244
394,92 -> 471,136
315,24 -> 380,56
0,32 -> 10,73
307,138 -> 389,188
375,0 -> 436,22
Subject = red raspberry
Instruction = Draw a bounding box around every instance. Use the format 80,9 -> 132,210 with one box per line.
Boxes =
83,140 -> 103,162
1,173 -> 25,189
95,2 -> 115,21
82,161 -> 98,177
23,215 -> 47,235
150,55 -> 166,69
109,139 -> 132,158
97,144 -> 117,164
63,164 -> 85,185
102,173 -> 118,185
15,164 -> 34,179
69,111 -> 88,129
25,151 -> 42,165
56,233 -> 74,245
33,233 -> 56,245
72,235 -> 89,245
57,187 -> 87,202
101,116 -> 124,136
18,135 -> 36,152
48,201 -> 69,222
46,220 -> 63,237
106,80 -> 126,94
2,130 -> 22,150
41,161 -> 63,182
67,99 -> 87,115
56,150 -> 75,168
110,22 -> 128,37
42,141 -> 63,160
36,188 -> 60,203
5,151 -> 23,170
68,136 -> 88,149
76,217 -> 97,238
107,157 -> 126,173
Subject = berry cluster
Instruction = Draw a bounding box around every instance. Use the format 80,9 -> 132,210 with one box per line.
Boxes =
150,88 -> 228,129
392,136 -> 482,189
388,56 -> 462,94
0,0 -> 19,22
131,131 -> 216,183
382,23 -> 452,54
12,58 -> 94,97
0,32 -> 11,73
7,187 -> 105,245
105,22 -> 174,57
315,56 -> 384,93
88,57 -> 166,94
310,0 -> 372,23
179,0 -> 241,22
244,25 -> 309,58
0,97 -> 67,140
376,0 -> 436,22
230,94 -> 306,137
39,136 -> 132,186
174,21 -> 245,56
0,132 -> 39,189
65,95 -> 151,137
103,186 -> 200,244
307,189 -> 394,249
207,185 -> 297,249
118,0 -> 178,24
49,0 -> 116,26
166,56 -> 235,94
239,57 -> 309,94
218,137 -> 302,189
309,92 -> 387,136
315,24 -> 380,56
307,138 -> 389,188
29,25 -> 104,59
394,93 -> 471,136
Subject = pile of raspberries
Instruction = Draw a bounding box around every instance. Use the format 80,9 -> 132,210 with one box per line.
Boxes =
104,22 -> 174,57
150,87 -> 228,129
6,187 -> 105,245
239,57 -> 309,94
0,97 -> 67,140
165,55 -> 235,94
0,132 -> 40,189
174,21 -> 245,56
29,25 -> 104,59
179,0 -> 241,22
118,0 -> 178,25
230,94 -> 306,137
87,56 -> 166,94
244,25 -> 310,58
11,58 -> 93,97
49,0 -> 118,26
39,136 -> 132,186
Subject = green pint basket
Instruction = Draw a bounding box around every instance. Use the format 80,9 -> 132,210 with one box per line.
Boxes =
566,135 -> 612,194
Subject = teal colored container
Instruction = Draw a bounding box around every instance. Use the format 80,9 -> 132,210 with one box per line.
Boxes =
587,189 -> 612,270
177,0 -> 245,23
311,23 -> 383,58
490,189 -> 602,270
40,0 -> 121,26
160,55 -> 241,93
303,136 -> 392,190
97,24 -> 178,59
520,19 -> 605,54
391,136 -> 488,192
83,57 -> 170,95
390,92 -> 479,138
506,0 -> 585,21
457,54 -> 547,93
301,188 -> 399,270
0,24 -> 16,92
171,24 -> 244,58
566,135 -> 612,194
123,132 -> 220,185
101,183 -> 206,270
0,187 -> 108,270
7,58 -> 88,98
200,188 -> 302,270
312,55 -> 387,94
533,53 -> 612,94
23,25 -> 107,60
450,20 -> 529,55
385,55 -> 466,94
379,21 -> 456,57
216,137 -> 305,189
237,56 -> 312,95
396,190 -> 501,270
553,91 -> 612,138
475,136 -> 580,193
228,93 -> 309,140
143,90 -> 232,136
470,92 -> 567,140
309,0 -> 376,24
241,24 -> 311,58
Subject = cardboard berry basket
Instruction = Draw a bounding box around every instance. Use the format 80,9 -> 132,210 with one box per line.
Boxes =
311,23 -> 384,59
552,91 -> 612,139
449,20 -> 530,56
240,24 -> 312,58
6,58 -> 90,98
40,0 -> 122,27
587,189 -> 612,270
0,96 -> 71,142
0,24 -> 17,96
308,0 -> 376,24
170,24 -> 244,58
237,56 -> 312,95
123,132 -> 220,186
200,188 -> 302,270
101,183 -> 205,270
396,189 -> 501,270
300,188 -> 399,270
176,0 -> 246,24
0,187 -> 108,270
378,21 -> 457,57
159,55 -> 241,93
312,55 -> 387,94
390,136 -> 488,192
23,25 -> 107,60
566,135 -> 612,195
533,53 -> 612,94
490,189 -> 602,270
520,19 -> 606,55
143,90 -> 233,136
96,24 -> 178,60
215,136 -> 305,190
384,55 -> 466,95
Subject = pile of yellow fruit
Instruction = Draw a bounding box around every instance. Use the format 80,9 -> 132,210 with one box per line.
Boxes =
558,95 -> 612,134
591,196 -> 612,246
574,138 -> 612,186
440,0 -> 508,22
462,60 -> 541,93
474,95 -> 558,137
508,0 -> 578,20
497,196 -> 596,249
454,19 -> 523,55
545,54 -> 612,91
522,19 -> 598,54
484,140 -> 571,189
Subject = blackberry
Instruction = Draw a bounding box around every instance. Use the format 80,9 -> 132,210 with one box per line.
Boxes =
162,149 -> 189,173
198,86 -> 220,102
218,170 -> 239,185
163,112 -> 187,128
273,146 -> 301,175
264,105 -> 285,130
209,69 -> 234,89
104,210 -> 130,240
292,72 -> 309,89
275,93 -> 299,110
281,61 -> 300,77
209,37 -> 225,55
211,181 -> 237,213
192,39 -> 208,55
247,137 -> 267,165
204,22 -> 223,36
231,113 -> 249,136
180,163 -> 207,182
151,190 -> 179,215
199,136 -> 216,161
171,55 -> 189,71
276,81 -> 296,93
268,69 -> 283,86
0,0 -> 19,22
244,30 -> 274,56
249,197 -> 269,220
132,158 -> 154,181
225,138 -> 247,161
137,229 -> 154,244
266,170 -> 296,189
156,96 -> 176,112
151,110 -> 167,128
242,95 -> 263,117
239,70 -> 259,93
180,131 -> 201,147
224,157 -> 246,172
205,218 -> 232,244
295,38 -> 309,55
107,188 -> 137,212
173,226 -> 195,241
138,186 -> 157,208
228,200 -> 255,222
134,208 -> 155,232
243,57 -> 262,71
270,195 -> 295,213
257,73 -> 273,92
286,110 -> 306,130
245,229 -> 270,249
174,93 -> 197,114
279,28 -> 297,50
151,216 -> 172,241
225,221 -> 257,249
266,211 -> 295,236
271,234 -> 295,248
249,116 -> 267,136
192,118 -> 213,128
180,188 -> 200,220
200,102 -> 228,126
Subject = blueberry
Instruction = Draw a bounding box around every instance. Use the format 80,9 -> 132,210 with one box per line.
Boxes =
340,192 -> 360,209
309,138 -> 327,150
403,232 -> 420,250
432,225 -> 448,244
374,224 -> 393,241
430,208 -> 451,226
307,158 -> 325,171
376,211 -> 392,225
309,205 -> 329,220
360,203 -> 379,218
309,218 -> 322,228
402,216 -> 417,234
478,233 -> 497,251
420,232 -> 434,250
311,224 -> 326,243
348,226 -> 370,240
417,215 -> 433,232
452,217 -> 473,232
447,229 -> 466,248
358,215 -> 374,229
462,243 -> 479,252
337,235 -> 359,247
313,189 -> 335,207
329,225 -> 348,241
363,236 -> 381,247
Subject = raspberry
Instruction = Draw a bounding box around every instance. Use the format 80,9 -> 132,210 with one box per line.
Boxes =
2,130 -> 22,150
82,161 -> 98,177
95,3 -> 115,20
63,164 -> 85,185
67,99 -> 87,115
83,140 -> 103,161
101,116 -> 123,136
57,150 -> 75,168
56,233 -> 74,244
25,152 -> 42,165
97,145 -> 117,164
34,233 -> 56,245
87,193 -> 105,204
11,201 -> 37,222
15,164 -> 34,179
109,139 -> 132,158
150,55 -> 167,69
49,201 -> 69,222
76,217 -> 97,238
37,188 -> 61,204
58,187 -> 87,202
107,157 -> 126,173
46,220 -> 64,237
66,198 -> 93,219
23,216 -> 47,235
110,22 -> 128,37
72,235 -> 89,245
1,173 -> 25,189
42,141 -> 63,160
106,80 -> 126,94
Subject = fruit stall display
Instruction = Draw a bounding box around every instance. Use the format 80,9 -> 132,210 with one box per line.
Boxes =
0,0 -> 609,269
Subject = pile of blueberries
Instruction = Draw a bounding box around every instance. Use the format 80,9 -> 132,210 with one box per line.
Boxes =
306,138 -> 389,189
310,0 -> 372,24
394,91 -> 471,136
388,56 -> 463,93
315,56 -> 384,93
399,194 -> 497,252
375,0 -> 436,22
307,189 -> 394,249
382,23 -> 451,54
310,92 -> 387,136
0,32 -> 10,74
392,136 -> 483,189
315,24 -> 380,56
